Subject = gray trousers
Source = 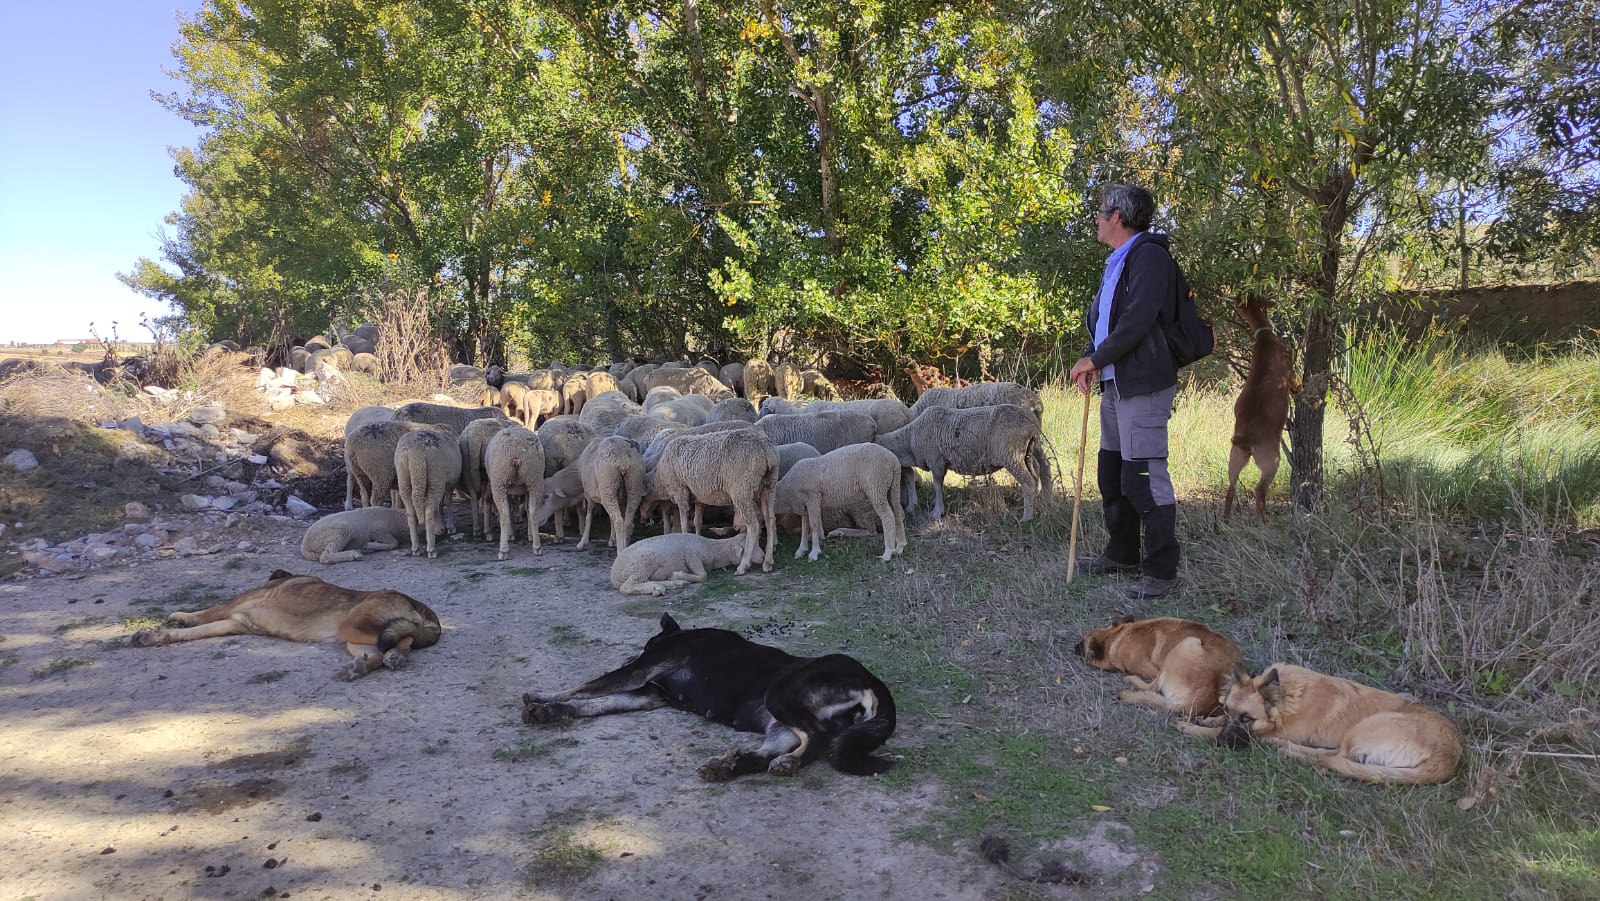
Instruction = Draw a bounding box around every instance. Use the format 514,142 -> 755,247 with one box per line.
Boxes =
1099,380 -> 1176,506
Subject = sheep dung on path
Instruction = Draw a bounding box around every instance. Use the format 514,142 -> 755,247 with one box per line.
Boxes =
647,428 -> 778,574
484,425 -> 546,560
395,427 -> 464,558
775,443 -> 907,562
876,403 -> 1051,522
300,507 -> 410,564
610,533 -> 766,596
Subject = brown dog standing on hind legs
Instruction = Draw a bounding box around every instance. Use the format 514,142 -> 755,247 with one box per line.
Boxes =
1176,663 -> 1463,784
1075,616 -> 1244,716
130,570 -> 440,681
1224,295 -> 1300,521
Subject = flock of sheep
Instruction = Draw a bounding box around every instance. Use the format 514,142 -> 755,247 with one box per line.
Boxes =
302,358 -> 1052,595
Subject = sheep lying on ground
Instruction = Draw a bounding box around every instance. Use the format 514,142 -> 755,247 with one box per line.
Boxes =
754,410 -> 877,455
574,435 -> 646,551
775,443 -> 907,562
300,507 -> 411,564
394,401 -> 508,436
609,533 -> 766,596
876,403 -> 1050,521
485,425 -> 545,560
395,428 -> 463,558
458,417 -> 512,538
647,429 -> 778,574
348,420 -> 436,509
343,405 -> 395,510
910,381 -> 1045,423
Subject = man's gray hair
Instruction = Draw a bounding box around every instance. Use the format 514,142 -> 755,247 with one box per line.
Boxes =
1102,184 -> 1155,232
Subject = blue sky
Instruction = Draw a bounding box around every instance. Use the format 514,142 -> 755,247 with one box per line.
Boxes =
0,3 -> 202,344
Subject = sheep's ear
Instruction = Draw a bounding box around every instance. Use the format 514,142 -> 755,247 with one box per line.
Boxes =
1113,615 -> 1136,626
659,613 -> 681,634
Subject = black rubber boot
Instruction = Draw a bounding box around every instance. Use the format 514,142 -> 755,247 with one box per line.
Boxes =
1097,450 -> 1140,566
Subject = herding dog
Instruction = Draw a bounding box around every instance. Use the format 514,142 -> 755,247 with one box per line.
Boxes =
1176,663 -> 1463,784
521,613 -> 896,781
130,570 -> 441,681
1075,616 -> 1244,716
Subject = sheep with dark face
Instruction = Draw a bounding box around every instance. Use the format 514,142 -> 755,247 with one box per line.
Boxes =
645,429 -> 778,574
484,425 -> 545,560
876,403 -> 1050,522
395,427 -> 463,558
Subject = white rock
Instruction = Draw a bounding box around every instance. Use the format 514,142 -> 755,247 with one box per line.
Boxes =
269,395 -> 295,412
211,496 -> 238,511
144,385 -> 171,398
294,391 -> 326,405
134,533 -> 163,548
188,404 -> 227,425
180,494 -> 212,511
247,454 -> 269,465
173,537 -> 200,555
286,496 -> 317,519
86,546 -> 120,563
3,449 -> 39,472
255,368 -> 277,389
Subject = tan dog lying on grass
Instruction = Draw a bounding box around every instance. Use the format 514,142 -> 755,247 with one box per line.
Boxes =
1177,663 -> 1463,784
131,570 -> 441,681
1075,616 -> 1244,716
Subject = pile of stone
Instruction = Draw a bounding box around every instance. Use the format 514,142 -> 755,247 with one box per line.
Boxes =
15,505 -> 276,574
255,366 -> 332,411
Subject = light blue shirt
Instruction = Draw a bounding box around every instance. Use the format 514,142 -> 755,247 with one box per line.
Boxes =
1092,234 -> 1142,382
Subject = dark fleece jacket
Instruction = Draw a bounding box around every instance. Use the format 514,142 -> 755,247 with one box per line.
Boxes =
1083,232 -> 1179,397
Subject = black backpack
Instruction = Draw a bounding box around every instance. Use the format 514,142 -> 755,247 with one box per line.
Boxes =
1166,264 -> 1215,367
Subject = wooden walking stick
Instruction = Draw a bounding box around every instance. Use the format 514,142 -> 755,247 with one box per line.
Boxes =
1065,387 -> 1092,582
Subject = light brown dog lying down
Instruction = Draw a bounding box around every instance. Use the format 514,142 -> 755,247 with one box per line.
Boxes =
130,570 -> 440,681
1075,616 -> 1244,716
1177,663 -> 1463,784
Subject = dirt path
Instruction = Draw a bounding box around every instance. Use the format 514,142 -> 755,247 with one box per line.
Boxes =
0,518 -> 1009,900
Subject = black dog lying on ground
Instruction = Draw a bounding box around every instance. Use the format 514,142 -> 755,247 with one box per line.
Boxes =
521,614 -> 897,781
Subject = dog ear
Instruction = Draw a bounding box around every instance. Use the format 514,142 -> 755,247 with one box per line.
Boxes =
1113,615 -> 1136,626
267,569 -> 296,582
658,612 -> 681,634
1258,668 -> 1283,705
1229,662 -> 1249,685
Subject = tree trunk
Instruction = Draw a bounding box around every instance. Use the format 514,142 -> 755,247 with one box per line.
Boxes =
1289,179 -> 1352,511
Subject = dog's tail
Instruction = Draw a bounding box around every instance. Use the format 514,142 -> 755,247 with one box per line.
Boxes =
829,683 -> 898,776
375,607 -> 443,652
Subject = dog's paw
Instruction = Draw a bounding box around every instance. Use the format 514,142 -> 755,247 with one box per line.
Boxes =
382,649 -> 408,671
767,754 -> 803,777
129,629 -> 161,647
697,751 -> 740,783
521,700 -> 572,726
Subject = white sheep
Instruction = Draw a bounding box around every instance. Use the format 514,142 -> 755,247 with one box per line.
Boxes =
646,393 -> 714,426
774,443 -> 907,562
573,435 -> 646,552
531,464 -> 584,543
909,381 -> 1044,423
395,427 -> 464,558
758,396 -> 805,416
458,416 -> 512,538
875,403 -> 1050,521
536,417 -> 597,477
771,362 -> 804,400
609,533 -> 766,596
807,397 -> 913,435
300,507 -> 410,564
393,400 -> 509,436
348,420 -> 436,509
646,428 -> 778,574
753,410 -> 877,454
484,425 -> 545,560
706,396 -> 758,423
641,384 -> 682,411
343,405 -> 395,510
578,389 -> 642,437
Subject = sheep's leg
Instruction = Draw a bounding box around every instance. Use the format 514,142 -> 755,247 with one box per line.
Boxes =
524,487 -> 541,556
345,457 -> 355,511
493,486 -> 513,560
1252,446 -> 1279,522
670,557 -> 709,583
805,497 -> 824,561
424,496 -> 440,559
404,489 -> 423,557
890,484 -> 908,552
928,464 -> 948,519
1223,444 -> 1249,521
762,486 -> 775,573
673,490 -> 692,536
577,498 -> 595,551
603,495 -> 626,550
795,510 -> 811,559
1005,459 -> 1038,522
320,548 -> 364,564
899,467 -> 920,518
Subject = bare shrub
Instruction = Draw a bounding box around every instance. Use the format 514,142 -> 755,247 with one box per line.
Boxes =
358,286 -> 451,394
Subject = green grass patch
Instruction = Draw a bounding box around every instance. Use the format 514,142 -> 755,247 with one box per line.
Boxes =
526,824 -> 609,885
32,656 -> 94,679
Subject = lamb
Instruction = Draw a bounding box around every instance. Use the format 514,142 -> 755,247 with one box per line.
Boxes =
343,405 -> 395,510
807,397 -> 913,435
531,464 -> 585,543
578,389 -> 644,437
584,370 -> 621,401
909,381 -> 1045,424
776,442 -> 821,477
348,420 -> 436,509
753,410 -> 877,455
573,435 -> 647,551
1225,296 -> 1299,521
299,507 -> 411,564
775,443 -> 907,562
876,403 -> 1051,522
646,428 -> 779,574
395,427 -> 464,558
706,396 -> 758,423
394,401 -> 508,437
771,362 -> 804,400
800,369 -> 836,398
458,417 -> 512,538
741,359 -> 775,407
536,417 -> 596,476
609,533 -> 766,596
484,425 -> 545,560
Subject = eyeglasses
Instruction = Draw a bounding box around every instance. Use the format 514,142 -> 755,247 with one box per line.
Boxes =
1095,207 -> 1114,219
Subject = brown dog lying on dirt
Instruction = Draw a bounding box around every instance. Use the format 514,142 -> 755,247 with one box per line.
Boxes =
1176,663 -> 1463,784
130,570 -> 441,681
1075,616 -> 1244,716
